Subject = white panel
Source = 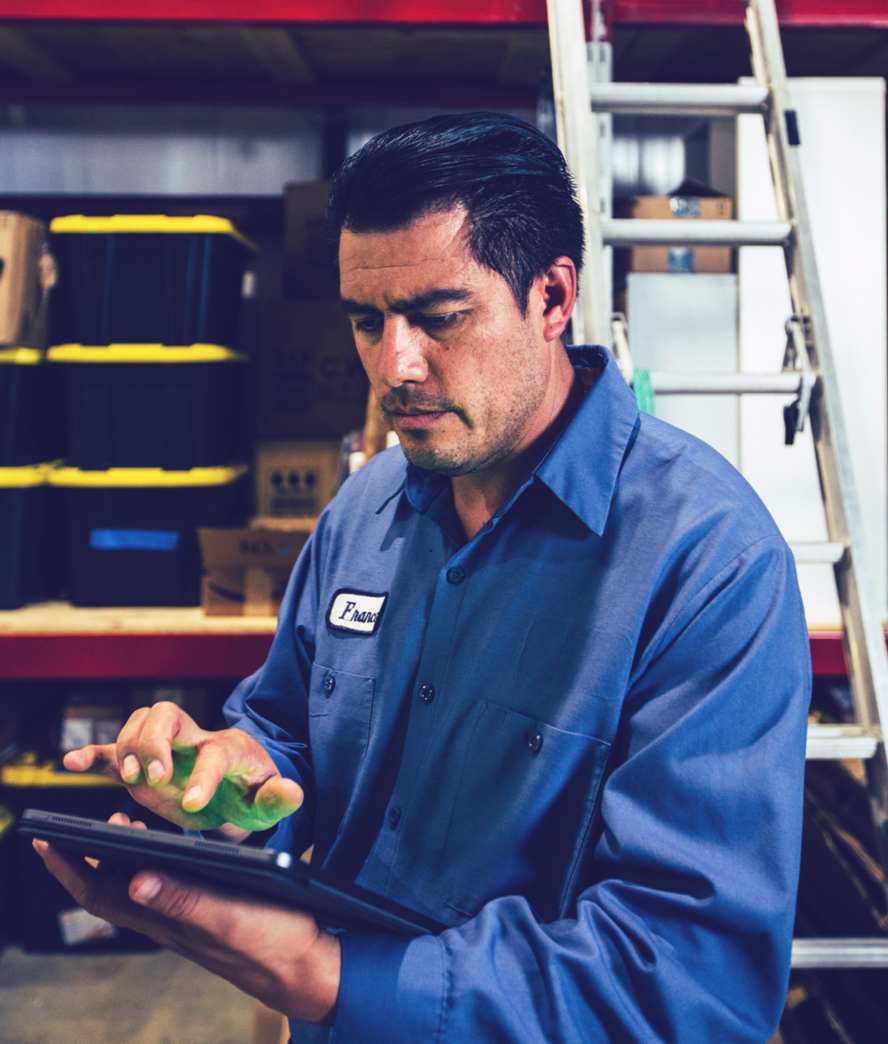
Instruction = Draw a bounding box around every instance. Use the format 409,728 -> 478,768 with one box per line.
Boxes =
0,107 -> 323,195
628,272 -> 739,467
738,78 -> 887,626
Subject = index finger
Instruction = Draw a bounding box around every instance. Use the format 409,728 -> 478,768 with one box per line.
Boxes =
117,702 -> 205,788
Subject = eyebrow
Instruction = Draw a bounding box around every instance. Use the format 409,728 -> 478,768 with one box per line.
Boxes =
340,287 -> 472,316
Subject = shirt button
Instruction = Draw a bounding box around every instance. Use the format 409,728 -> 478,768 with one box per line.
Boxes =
526,730 -> 543,754
446,567 -> 465,585
388,807 -> 402,829
322,675 -> 335,696
419,684 -> 435,704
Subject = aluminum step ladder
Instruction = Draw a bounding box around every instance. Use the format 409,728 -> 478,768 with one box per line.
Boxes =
547,0 -> 888,972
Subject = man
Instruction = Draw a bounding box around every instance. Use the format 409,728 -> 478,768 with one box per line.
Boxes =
37,113 -> 811,1043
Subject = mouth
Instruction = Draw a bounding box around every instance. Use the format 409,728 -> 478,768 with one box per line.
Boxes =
389,409 -> 450,431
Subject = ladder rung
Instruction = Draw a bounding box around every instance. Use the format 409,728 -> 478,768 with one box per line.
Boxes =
790,542 -> 846,565
590,82 -> 769,117
806,724 -> 879,761
603,219 -> 792,248
648,372 -> 802,395
792,938 -> 888,968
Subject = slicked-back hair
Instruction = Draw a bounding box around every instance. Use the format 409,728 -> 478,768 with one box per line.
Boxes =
326,112 -> 585,314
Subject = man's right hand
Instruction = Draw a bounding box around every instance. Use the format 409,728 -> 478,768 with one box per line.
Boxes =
62,702 -> 303,835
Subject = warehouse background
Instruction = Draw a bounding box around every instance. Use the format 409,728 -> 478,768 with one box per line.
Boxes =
0,2 -> 887,1043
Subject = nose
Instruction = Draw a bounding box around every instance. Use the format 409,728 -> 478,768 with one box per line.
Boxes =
376,316 -> 429,388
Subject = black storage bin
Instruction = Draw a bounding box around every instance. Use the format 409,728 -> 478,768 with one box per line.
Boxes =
48,345 -> 247,470
50,464 -> 249,607
0,466 -> 63,609
49,215 -> 257,348
0,349 -> 65,466
1,755 -> 158,953
0,803 -> 14,947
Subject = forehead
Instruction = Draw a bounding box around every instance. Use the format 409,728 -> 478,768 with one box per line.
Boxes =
338,208 -> 484,304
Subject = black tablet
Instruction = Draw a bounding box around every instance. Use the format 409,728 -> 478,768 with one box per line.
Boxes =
19,808 -> 446,938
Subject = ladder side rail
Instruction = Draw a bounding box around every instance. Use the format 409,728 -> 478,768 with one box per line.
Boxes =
747,0 -> 888,885
546,0 -> 610,348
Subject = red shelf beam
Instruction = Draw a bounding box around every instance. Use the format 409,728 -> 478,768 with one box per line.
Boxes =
0,632 -> 274,680
0,630 -> 855,679
0,0 -> 885,27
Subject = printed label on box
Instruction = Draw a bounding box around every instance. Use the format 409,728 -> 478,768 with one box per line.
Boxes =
58,906 -> 118,946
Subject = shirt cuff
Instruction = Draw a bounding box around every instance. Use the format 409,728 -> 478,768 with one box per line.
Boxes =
332,931 -> 447,1044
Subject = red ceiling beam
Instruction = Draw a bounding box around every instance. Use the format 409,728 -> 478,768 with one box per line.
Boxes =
0,0 -> 550,23
609,0 -> 888,27
0,0 -> 885,26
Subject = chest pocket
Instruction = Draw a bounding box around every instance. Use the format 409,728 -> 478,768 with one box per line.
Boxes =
439,700 -> 610,922
308,663 -> 375,854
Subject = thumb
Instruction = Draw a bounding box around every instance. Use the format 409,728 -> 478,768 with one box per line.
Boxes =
130,871 -> 201,922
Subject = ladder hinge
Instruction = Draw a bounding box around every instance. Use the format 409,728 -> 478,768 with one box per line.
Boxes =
785,109 -> 802,146
782,316 -> 817,445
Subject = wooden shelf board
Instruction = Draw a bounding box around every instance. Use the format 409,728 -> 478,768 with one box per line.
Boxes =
0,602 -> 276,636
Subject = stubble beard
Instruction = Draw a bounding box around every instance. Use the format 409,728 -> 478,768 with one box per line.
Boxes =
381,366 -> 548,478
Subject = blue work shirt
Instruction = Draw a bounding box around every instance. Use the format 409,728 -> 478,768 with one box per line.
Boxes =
225,345 -> 811,1044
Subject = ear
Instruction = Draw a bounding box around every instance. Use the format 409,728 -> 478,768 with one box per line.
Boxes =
537,257 -> 577,343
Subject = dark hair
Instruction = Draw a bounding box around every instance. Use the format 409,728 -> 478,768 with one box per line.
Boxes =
326,112 -> 584,314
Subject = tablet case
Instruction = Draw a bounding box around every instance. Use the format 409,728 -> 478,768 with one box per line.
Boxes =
19,808 -> 446,937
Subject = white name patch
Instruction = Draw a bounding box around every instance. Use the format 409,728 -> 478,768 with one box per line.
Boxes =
327,590 -> 388,636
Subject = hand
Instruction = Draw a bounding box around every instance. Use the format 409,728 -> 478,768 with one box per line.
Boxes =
63,702 -> 303,834
33,813 -> 339,1025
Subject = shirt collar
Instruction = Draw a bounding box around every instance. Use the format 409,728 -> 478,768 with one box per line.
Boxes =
380,345 -> 640,536
534,345 -> 640,535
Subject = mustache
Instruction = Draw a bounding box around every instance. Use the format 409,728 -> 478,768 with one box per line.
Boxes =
378,389 -> 461,417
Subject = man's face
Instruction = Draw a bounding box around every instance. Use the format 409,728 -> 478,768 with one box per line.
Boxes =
339,207 -> 560,478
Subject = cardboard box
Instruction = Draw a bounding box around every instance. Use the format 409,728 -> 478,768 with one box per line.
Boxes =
254,439 -> 342,519
249,298 -> 368,438
0,211 -> 47,347
626,194 -> 733,274
283,181 -> 338,300
199,521 -> 314,616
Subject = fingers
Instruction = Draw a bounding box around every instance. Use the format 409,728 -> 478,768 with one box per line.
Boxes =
254,776 -> 304,824
62,743 -> 121,780
34,840 -> 137,928
183,730 -> 302,827
180,739 -> 233,813
116,703 -> 205,788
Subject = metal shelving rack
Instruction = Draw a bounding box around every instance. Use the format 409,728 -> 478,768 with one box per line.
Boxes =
0,0 -> 884,681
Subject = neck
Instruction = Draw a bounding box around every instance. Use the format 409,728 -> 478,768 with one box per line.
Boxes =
451,370 -> 584,541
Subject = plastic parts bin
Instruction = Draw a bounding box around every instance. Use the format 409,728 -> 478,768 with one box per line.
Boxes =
48,344 -> 247,470
49,464 -> 249,607
2,755 -> 158,953
0,348 -> 65,466
49,214 -> 257,348
0,464 -> 63,609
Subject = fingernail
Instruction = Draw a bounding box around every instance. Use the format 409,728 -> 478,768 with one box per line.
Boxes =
122,755 -> 140,782
183,786 -> 202,809
132,875 -> 162,905
146,759 -> 164,785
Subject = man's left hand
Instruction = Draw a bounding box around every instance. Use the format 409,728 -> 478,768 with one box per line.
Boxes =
32,813 -> 340,1026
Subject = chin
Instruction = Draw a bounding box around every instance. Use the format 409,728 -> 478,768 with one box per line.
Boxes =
400,440 -> 474,477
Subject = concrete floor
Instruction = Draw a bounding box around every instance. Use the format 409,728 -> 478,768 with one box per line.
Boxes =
0,943 -> 255,1044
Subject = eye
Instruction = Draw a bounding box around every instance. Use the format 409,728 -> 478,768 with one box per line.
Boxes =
353,314 -> 383,335
420,312 -> 462,332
